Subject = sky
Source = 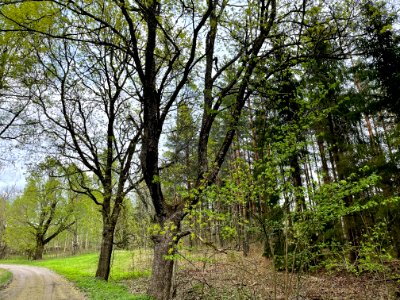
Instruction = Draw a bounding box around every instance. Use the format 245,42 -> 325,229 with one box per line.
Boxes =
0,139 -> 27,194
0,163 -> 26,193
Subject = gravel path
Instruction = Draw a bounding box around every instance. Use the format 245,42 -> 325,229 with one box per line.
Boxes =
0,264 -> 86,300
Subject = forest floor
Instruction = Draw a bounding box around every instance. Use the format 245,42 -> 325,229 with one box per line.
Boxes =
126,247 -> 400,300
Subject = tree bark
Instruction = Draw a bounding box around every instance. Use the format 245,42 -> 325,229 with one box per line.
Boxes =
95,223 -> 115,280
316,133 -> 331,184
72,230 -> 79,255
147,209 -> 186,300
148,234 -> 176,300
290,154 -> 306,212
33,240 -> 45,260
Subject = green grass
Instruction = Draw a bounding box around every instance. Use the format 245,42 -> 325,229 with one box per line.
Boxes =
1,250 -> 152,300
0,268 -> 12,289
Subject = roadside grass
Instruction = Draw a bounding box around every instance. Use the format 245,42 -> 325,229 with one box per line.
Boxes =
1,250 -> 152,300
0,268 -> 12,289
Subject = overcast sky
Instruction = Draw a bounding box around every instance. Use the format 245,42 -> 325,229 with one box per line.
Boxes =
0,139 -> 27,193
0,163 -> 25,193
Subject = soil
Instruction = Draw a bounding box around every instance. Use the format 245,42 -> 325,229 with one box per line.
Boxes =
126,247 -> 400,299
0,264 -> 86,300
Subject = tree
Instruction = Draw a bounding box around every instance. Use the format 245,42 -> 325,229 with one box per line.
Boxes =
359,0 -> 400,119
5,171 -> 74,260
1,1 -> 277,296
62,187 -> 103,255
31,37 -> 141,279
354,0 -> 400,258
162,102 -> 197,201
0,23 -> 30,138
1,2 -> 143,280
0,192 -> 9,258
0,2 -> 52,139
0,0 -> 365,298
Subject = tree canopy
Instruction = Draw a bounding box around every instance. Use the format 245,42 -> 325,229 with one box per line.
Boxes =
0,0 -> 399,299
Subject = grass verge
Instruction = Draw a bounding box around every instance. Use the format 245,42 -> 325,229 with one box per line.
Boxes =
1,250 -> 152,300
0,268 -> 12,289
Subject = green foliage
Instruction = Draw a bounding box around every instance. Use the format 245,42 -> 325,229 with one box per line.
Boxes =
359,0 -> 400,116
311,169 -> 381,223
0,268 -> 12,288
4,171 -> 75,257
357,221 -> 392,273
260,168 -> 394,272
114,199 -> 139,250
1,0 -> 400,295
185,157 -> 255,247
0,196 -> 8,258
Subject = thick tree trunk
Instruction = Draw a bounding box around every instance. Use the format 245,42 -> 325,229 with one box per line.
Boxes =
33,240 -> 44,260
148,234 -> 176,300
95,224 -> 115,280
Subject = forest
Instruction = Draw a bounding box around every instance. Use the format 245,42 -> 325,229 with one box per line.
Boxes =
0,0 -> 400,299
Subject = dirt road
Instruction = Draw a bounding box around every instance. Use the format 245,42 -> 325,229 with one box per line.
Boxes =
0,264 -> 86,300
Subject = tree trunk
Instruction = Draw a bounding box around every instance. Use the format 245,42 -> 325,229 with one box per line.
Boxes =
242,227 -> 250,257
290,154 -> 306,212
72,221 -> 79,255
148,234 -> 176,300
388,210 -> 400,258
316,134 -> 331,184
33,240 -> 45,260
342,211 -> 363,263
95,223 -> 115,280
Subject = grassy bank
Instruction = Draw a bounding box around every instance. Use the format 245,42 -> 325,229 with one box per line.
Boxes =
0,268 -> 12,289
1,250 -> 152,300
